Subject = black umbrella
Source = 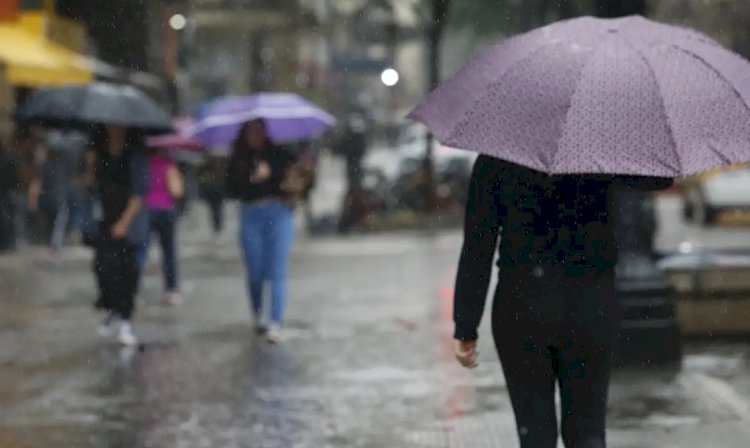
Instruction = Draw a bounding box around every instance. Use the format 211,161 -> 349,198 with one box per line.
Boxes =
15,82 -> 172,134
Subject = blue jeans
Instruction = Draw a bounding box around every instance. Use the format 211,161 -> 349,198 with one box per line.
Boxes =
239,200 -> 295,325
137,209 -> 179,292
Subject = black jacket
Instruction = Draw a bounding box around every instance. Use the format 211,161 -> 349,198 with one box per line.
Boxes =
454,155 -> 672,341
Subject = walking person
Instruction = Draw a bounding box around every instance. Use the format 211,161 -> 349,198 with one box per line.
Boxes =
44,129 -> 87,257
226,119 -> 304,344
0,140 -> 17,252
138,148 -> 185,305
198,155 -> 226,243
453,156 -> 671,448
92,124 -> 150,346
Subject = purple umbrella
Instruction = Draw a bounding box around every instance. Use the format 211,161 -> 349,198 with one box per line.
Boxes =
409,16 -> 750,177
146,117 -> 204,151
192,93 -> 336,146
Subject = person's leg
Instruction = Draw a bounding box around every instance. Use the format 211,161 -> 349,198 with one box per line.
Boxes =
492,271 -> 561,448
153,210 -> 179,293
208,195 -> 224,235
49,202 -> 70,253
135,214 -> 153,274
0,195 -> 13,250
108,240 -> 138,321
112,241 -> 140,345
239,204 -> 264,316
558,271 -> 617,448
266,202 -> 295,326
557,342 -> 611,448
12,191 -> 27,248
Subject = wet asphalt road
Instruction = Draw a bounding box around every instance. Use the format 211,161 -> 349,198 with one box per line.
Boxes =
1,219 -> 750,447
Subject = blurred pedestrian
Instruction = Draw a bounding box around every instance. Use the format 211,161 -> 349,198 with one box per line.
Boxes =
12,129 -> 40,247
0,140 -> 17,251
137,147 -> 185,306
226,119 -> 304,343
42,129 -> 87,258
337,115 -> 368,233
454,155 -> 672,448
198,155 -> 226,243
340,114 -> 367,194
92,124 -> 150,347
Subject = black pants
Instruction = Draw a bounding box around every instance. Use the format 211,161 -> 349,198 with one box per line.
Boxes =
93,237 -> 140,320
139,209 -> 179,292
205,194 -> 224,234
0,194 -> 14,251
492,264 -> 618,448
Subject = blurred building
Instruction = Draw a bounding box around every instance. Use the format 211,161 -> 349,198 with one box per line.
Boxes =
186,0 -> 427,127
186,0 -> 322,105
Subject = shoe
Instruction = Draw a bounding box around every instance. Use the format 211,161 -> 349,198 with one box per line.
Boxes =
253,311 -> 270,335
266,324 -> 283,344
97,313 -> 119,337
117,321 -> 138,347
164,291 -> 184,306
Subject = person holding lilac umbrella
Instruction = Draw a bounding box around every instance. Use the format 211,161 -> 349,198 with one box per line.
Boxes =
225,119 -> 309,344
194,93 -> 333,343
410,15 -> 750,448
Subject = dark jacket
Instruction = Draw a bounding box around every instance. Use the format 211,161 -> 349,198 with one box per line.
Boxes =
225,145 -> 296,203
454,155 -> 672,341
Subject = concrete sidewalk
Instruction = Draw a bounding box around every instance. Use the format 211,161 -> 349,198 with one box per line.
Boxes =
1,231 -> 750,447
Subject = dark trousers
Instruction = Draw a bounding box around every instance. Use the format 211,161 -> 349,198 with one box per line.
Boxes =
0,194 -> 14,251
492,265 -> 617,448
94,237 -> 140,320
138,209 -> 179,292
204,193 -> 224,235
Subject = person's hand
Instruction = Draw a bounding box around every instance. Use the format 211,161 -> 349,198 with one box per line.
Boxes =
454,339 -> 479,369
250,161 -> 271,183
111,220 -> 129,240
27,197 -> 38,213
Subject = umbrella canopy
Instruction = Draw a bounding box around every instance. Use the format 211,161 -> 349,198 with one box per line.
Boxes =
409,15 -> 750,177
192,93 -> 336,146
146,117 -> 204,151
16,82 -> 172,133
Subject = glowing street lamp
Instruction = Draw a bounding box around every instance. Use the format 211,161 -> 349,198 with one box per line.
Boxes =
380,68 -> 399,87
169,14 -> 187,31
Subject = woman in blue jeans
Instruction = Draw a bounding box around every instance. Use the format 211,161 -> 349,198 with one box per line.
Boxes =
226,120 -> 300,343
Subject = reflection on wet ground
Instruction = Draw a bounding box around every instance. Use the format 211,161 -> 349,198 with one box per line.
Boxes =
1,232 -> 750,447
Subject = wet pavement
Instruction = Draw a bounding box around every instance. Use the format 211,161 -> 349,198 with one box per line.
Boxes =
2,216 -> 750,447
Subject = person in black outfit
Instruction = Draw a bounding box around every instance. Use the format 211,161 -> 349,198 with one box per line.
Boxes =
198,155 -> 226,240
453,155 -> 671,448
0,141 -> 18,251
91,124 -> 150,347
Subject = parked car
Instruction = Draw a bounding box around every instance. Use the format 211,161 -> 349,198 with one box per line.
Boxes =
682,164 -> 750,225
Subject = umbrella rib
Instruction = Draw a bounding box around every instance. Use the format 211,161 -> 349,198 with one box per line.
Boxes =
671,44 -> 750,118
547,49 -> 600,173
443,41 -> 555,149
616,36 -> 683,175
706,141 -> 733,167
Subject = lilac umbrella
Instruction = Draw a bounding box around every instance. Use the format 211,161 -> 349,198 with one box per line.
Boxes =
192,93 -> 336,146
409,16 -> 750,177
146,117 -> 204,151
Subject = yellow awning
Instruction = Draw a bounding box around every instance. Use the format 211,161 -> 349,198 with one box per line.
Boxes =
0,23 -> 93,87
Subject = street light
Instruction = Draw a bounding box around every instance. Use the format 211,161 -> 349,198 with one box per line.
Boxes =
169,14 -> 187,31
380,68 -> 399,87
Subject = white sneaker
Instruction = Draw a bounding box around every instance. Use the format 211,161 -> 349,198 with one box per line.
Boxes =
97,314 -> 119,337
266,324 -> 283,344
164,291 -> 184,306
253,312 -> 269,335
117,321 -> 138,347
